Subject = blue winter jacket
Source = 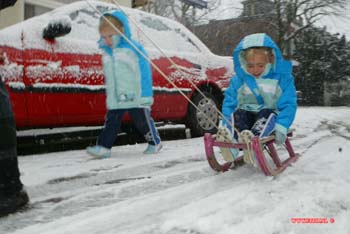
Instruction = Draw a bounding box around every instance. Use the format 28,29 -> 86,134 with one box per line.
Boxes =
99,10 -> 153,110
222,33 -> 297,135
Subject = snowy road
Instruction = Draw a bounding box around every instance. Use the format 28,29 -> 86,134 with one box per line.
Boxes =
1,107 -> 350,234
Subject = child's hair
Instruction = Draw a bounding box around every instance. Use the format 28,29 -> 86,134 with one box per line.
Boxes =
99,15 -> 123,33
243,47 -> 274,63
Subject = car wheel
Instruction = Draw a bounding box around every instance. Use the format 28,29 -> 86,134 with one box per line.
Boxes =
187,91 -> 219,137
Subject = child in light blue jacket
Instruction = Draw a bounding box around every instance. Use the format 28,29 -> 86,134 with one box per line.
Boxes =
219,33 -> 297,161
87,10 -> 162,158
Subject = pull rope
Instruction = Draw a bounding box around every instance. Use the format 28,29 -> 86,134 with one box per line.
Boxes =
85,0 -> 221,132
109,0 -> 241,138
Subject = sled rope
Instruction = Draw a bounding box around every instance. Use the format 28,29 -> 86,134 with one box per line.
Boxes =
85,0 -> 221,131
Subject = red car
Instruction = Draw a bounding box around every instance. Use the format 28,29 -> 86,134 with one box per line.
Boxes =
0,1 -> 233,136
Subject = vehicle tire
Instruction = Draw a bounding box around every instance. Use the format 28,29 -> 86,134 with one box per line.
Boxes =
186,91 -> 219,137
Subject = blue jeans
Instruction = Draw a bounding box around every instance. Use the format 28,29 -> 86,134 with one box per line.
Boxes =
97,108 -> 161,149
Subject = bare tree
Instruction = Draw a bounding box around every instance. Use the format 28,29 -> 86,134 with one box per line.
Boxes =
141,0 -> 348,57
141,0 -> 175,16
141,0 -> 221,28
273,0 -> 348,55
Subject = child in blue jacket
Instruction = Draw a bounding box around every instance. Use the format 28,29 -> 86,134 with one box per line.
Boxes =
87,10 -> 162,158
219,33 -> 297,161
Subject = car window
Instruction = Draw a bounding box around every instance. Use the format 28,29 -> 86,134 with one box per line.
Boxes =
132,11 -> 204,54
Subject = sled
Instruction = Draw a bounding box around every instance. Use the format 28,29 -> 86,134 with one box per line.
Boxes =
204,130 -> 299,176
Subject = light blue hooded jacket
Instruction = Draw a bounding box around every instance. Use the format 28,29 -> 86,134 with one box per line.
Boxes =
222,33 -> 297,135
99,10 -> 153,110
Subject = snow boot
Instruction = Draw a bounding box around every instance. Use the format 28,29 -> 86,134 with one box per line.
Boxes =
0,157 -> 29,218
0,188 -> 29,217
143,143 -> 163,154
239,130 -> 257,166
216,126 -> 239,163
251,113 -> 276,138
86,145 -> 111,159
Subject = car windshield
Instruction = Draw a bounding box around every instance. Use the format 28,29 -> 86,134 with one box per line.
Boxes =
136,14 -> 202,53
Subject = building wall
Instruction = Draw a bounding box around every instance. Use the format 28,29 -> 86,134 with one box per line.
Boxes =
100,0 -> 131,7
0,0 -> 133,30
192,0 -> 279,56
0,0 -> 24,29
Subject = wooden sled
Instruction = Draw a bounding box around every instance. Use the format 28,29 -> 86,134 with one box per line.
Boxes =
204,131 -> 299,176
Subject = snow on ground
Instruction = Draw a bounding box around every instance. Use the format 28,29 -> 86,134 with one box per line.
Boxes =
1,106 -> 350,234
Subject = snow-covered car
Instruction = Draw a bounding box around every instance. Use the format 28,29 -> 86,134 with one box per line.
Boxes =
0,1 -> 233,136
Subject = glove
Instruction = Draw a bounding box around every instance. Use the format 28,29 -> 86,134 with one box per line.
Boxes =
275,130 -> 287,144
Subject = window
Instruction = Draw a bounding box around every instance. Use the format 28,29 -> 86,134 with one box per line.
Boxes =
25,4 -> 52,19
136,13 -> 202,53
132,0 -> 148,8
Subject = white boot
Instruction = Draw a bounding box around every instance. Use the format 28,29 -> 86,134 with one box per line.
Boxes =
216,126 -> 239,162
143,143 -> 163,154
239,130 -> 257,166
86,145 -> 111,159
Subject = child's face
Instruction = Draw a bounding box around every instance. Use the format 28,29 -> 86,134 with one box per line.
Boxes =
246,53 -> 270,78
100,24 -> 124,47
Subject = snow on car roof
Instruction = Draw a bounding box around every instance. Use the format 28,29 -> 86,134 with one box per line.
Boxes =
0,1 -> 208,56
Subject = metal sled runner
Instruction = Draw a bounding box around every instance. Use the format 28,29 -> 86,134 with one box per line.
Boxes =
204,131 -> 298,176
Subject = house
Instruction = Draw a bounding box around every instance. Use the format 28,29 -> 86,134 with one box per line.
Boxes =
0,0 -> 148,29
192,0 -> 291,56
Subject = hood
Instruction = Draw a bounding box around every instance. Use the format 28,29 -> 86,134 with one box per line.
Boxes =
233,33 -> 292,78
103,10 -> 132,40
98,10 -> 133,53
